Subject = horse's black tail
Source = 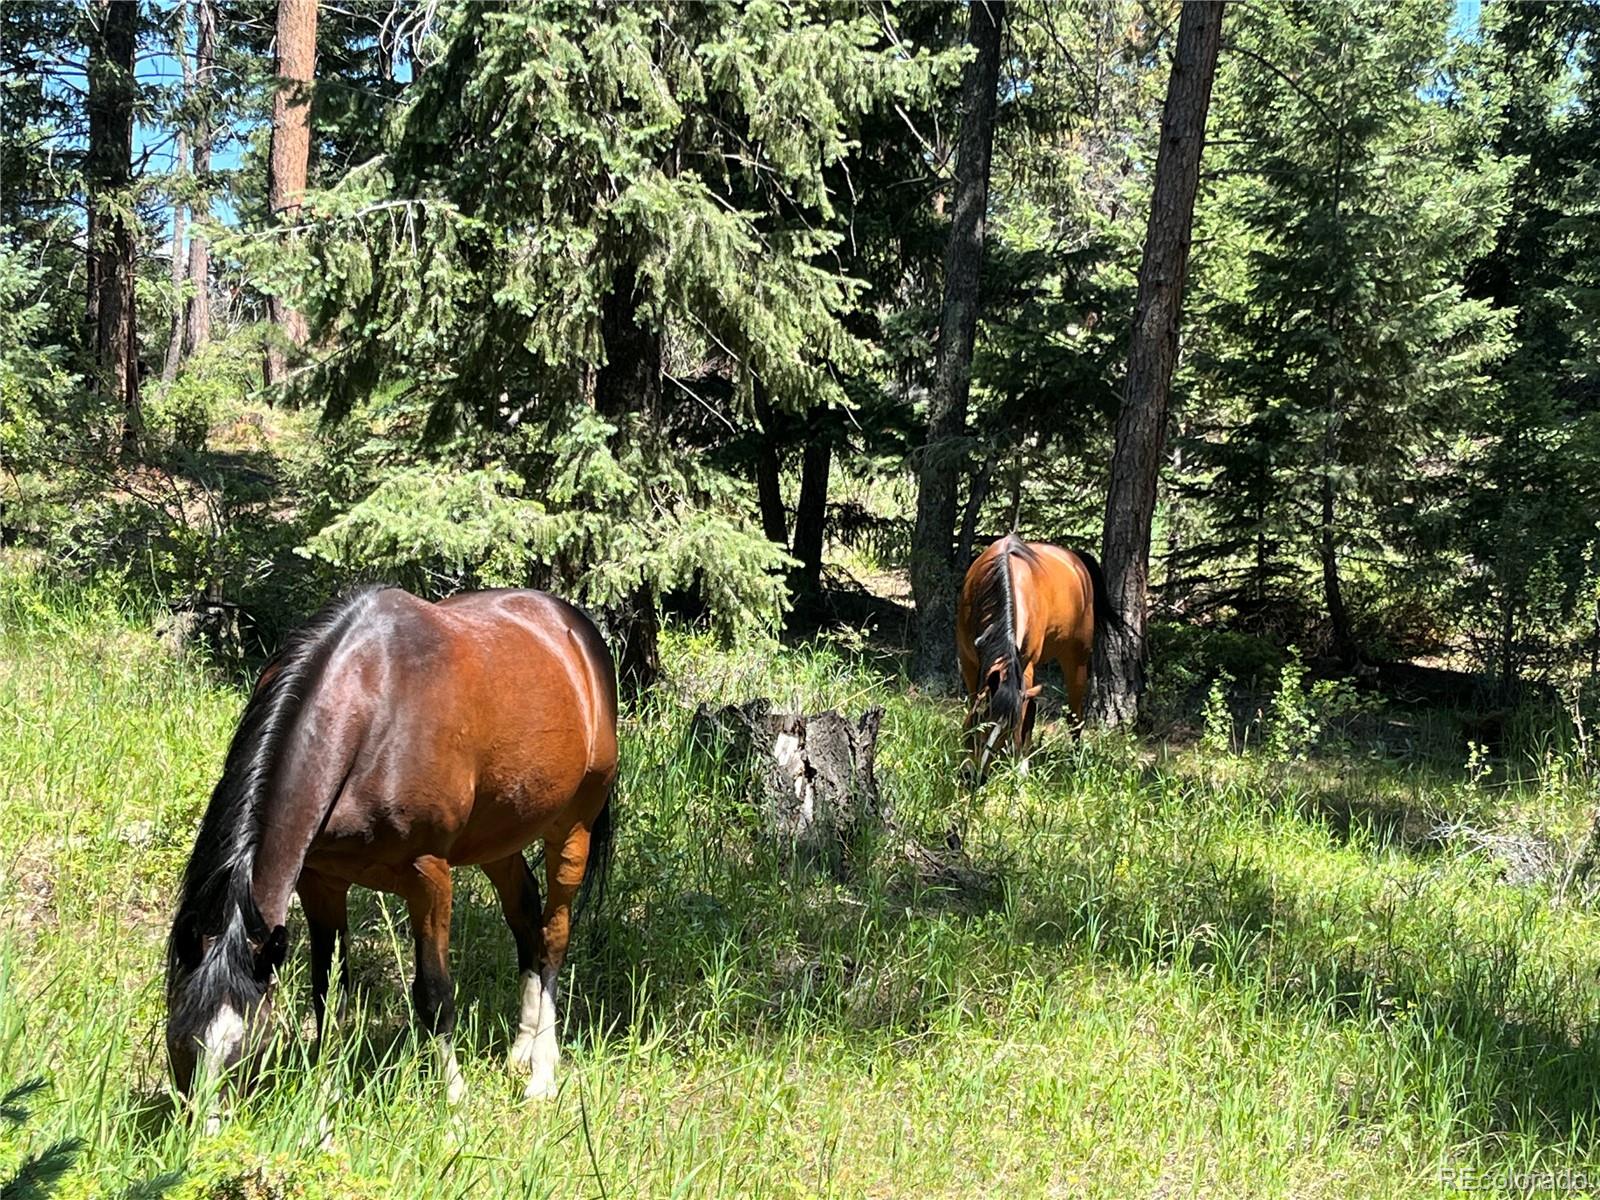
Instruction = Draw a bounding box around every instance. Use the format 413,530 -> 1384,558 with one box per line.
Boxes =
579,786 -> 615,919
1073,547 -> 1125,634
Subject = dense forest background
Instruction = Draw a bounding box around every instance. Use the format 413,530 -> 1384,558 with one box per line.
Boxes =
4,0 -> 1599,720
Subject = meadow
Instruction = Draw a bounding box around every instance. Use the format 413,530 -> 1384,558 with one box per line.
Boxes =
4,555 -> 1600,1198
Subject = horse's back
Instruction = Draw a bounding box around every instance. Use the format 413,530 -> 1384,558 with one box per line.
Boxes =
1023,542 -> 1094,657
958,536 -> 1094,665
295,587 -> 617,873
435,587 -> 620,779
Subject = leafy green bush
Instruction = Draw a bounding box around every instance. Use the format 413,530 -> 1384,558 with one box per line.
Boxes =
1200,673 -> 1237,755
1149,622 -> 1288,690
1264,651 -> 1320,761
143,335 -> 267,455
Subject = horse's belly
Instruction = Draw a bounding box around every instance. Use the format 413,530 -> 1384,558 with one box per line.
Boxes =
307,754 -> 590,869
308,764 -> 477,869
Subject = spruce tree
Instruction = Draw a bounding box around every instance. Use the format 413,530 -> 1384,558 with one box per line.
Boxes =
1185,0 -> 1511,659
274,1 -> 948,644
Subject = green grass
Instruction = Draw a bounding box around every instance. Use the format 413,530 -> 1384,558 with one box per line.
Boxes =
5,557 -> 1600,1197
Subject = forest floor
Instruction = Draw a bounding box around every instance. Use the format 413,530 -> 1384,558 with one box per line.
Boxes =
4,552 -> 1600,1198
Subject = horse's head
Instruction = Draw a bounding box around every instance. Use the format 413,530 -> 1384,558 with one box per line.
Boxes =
165,909 -> 287,1094
972,658 -> 1042,782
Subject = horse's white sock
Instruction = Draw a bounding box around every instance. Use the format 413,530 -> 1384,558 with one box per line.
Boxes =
523,968 -> 560,1101
508,969 -> 541,1070
436,1038 -> 466,1106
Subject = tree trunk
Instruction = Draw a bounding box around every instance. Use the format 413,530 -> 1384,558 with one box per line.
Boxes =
1320,436 -> 1355,664
597,263 -> 664,695
86,0 -> 141,458
956,458 -> 995,569
1162,421 -> 1185,610
1089,0 -> 1224,727
163,139 -> 188,383
692,700 -> 884,867
264,0 -> 317,385
184,0 -> 214,356
1500,586 -> 1517,695
909,0 -> 1006,687
162,1 -> 191,384
790,418 -> 832,603
753,384 -> 789,547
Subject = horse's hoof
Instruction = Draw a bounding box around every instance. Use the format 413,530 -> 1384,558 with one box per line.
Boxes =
437,1040 -> 467,1107
507,1035 -> 535,1074
524,1069 -> 558,1102
445,1073 -> 466,1107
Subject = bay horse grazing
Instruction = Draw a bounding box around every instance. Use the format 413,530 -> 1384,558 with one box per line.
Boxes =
957,534 -> 1115,781
165,586 -> 618,1105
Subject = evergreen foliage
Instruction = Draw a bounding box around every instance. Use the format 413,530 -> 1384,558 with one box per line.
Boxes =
1181,0 -> 1513,656
1,0 -> 1596,693
264,0 -> 953,631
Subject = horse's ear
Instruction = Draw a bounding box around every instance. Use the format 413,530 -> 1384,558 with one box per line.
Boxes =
256,924 -> 288,981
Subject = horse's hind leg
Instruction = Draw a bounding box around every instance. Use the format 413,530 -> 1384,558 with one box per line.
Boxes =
481,853 -> 548,1081
522,818 -> 595,1101
401,855 -> 463,1105
297,869 -> 351,1043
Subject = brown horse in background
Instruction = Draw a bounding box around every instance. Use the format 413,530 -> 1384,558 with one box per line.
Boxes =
165,586 -> 618,1105
957,534 -> 1115,781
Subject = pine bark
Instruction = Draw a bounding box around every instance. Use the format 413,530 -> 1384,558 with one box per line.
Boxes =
264,0 -> 317,384
956,457 -> 995,569
162,1 -> 191,383
790,420 -> 832,603
1320,426 -> 1355,663
163,139 -> 188,382
1089,0 -> 1224,727
754,384 -> 789,547
184,0 -> 214,356
597,264 -> 664,695
86,0 -> 142,457
909,0 -> 1006,687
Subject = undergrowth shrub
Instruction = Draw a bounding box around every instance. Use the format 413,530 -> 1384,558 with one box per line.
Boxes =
1201,673 -> 1236,755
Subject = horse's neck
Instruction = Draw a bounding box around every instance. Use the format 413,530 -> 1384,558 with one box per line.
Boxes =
249,714 -> 357,927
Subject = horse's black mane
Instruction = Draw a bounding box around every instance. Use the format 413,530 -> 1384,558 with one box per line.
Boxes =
972,534 -> 1036,731
165,586 -> 388,1025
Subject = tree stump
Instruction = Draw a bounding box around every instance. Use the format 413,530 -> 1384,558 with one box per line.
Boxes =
691,699 -> 885,862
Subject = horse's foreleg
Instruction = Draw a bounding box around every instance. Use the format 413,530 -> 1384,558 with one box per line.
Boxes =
403,855 -> 462,1105
1017,695 -> 1039,777
1013,663 -> 1040,777
523,819 -> 593,1101
298,869 -> 351,1043
482,853 -> 547,1082
1064,651 -> 1089,734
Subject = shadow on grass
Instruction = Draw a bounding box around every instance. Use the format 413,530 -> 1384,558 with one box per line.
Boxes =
1015,848 -> 1600,1141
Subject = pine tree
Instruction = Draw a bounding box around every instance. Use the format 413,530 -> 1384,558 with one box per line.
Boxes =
1451,0 -> 1600,686
184,0 -> 216,356
263,0 -> 318,383
85,0 -> 143,457
275,1 -> 947,645
1090,0 -> 1223,726
1184,0 -> 1511,660
910,0 -> 1006,687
